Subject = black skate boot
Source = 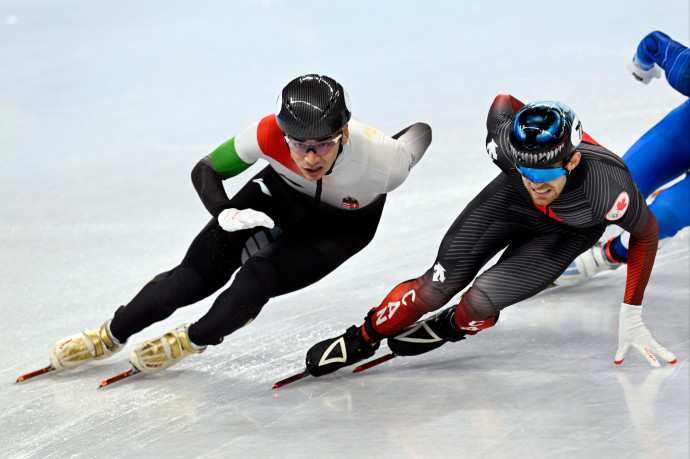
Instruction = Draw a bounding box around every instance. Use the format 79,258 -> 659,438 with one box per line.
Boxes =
387,307 -> 470,356
306,326 -> 380,377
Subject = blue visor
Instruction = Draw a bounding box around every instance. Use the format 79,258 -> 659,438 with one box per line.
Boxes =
516,165 -> 568,182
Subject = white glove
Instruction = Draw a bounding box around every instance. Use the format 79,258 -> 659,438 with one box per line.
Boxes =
615,303 -> 676,367
625,55 -> 661,84
218,208 -> 274,232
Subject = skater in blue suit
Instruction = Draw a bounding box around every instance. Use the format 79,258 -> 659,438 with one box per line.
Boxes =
557,31 -> 690,284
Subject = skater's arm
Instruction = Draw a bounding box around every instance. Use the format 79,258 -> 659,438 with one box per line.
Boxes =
631,31 -> 690,95
621,209 -> 658,306
378,122 -> 432,192
191,137 -> 253,217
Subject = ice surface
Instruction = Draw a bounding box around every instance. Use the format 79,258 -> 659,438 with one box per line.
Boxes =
1,1 -> 688,458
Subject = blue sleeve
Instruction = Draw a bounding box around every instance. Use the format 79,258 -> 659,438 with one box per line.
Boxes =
636,31 -> 690,96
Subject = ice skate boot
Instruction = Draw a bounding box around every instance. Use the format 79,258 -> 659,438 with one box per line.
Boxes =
129,324 -> 206,374
387,307 -> 499,356
306,326 -> 380,377
555,240 -> 620,286
50,320 -> 125,370
386,307 -> 469,357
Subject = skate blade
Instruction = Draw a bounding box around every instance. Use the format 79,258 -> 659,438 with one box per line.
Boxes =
353,353 -> 396,373
273,370 -> 309,389
99,368 -> 141,388
16,365 -> 56,382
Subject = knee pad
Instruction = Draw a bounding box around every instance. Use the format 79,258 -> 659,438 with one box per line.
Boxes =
368,275 -> 455,338
454,301 -> 500,333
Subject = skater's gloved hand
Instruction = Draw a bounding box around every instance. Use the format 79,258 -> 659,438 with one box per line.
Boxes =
625,55 -> 661,84
218,208 -> 274,232
615,303 -> 676,367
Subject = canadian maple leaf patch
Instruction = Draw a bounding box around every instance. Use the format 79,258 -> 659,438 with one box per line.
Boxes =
606,192 -> 630,221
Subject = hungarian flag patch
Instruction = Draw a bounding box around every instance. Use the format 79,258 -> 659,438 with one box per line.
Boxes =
342,196 -> 359,209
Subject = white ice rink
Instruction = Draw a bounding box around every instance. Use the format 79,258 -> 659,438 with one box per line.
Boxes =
2,1 -> 689,458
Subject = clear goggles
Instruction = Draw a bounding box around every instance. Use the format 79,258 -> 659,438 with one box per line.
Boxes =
284,133 -> 342,156
516,164 -> 568,183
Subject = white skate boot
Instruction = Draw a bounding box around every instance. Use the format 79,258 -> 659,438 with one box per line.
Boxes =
50,320 -> 125,370
129,324 -> 206,374
555,241 -> 620,286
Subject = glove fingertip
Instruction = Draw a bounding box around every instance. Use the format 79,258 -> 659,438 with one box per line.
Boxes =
654,348 -> 677,364
614,345 -> 628,364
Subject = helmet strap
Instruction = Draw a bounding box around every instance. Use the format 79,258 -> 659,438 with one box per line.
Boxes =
563,152 -> 575,175
325,135 -> 345,176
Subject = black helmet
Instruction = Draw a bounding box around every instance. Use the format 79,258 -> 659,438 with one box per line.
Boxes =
276,74 -> 352,140
508,101 -> 582,167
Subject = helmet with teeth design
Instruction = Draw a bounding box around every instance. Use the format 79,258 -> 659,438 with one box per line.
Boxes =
508,101 -> 582,168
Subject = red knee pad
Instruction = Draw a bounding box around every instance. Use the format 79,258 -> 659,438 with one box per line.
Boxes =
366,278 -> 430,338
453,305 -> 499,334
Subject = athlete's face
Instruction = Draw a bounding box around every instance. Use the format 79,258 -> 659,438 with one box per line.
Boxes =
521,152 -> 581,206
288,125 -> 350,182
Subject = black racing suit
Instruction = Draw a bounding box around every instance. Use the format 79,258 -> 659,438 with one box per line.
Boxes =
365,95 -> 658,339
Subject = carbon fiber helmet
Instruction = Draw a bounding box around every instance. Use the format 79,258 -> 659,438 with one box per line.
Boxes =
508,101 -> 582,167
276,74 -> 352,140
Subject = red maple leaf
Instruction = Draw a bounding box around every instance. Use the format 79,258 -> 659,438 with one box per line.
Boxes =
616,196 -> 628,211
